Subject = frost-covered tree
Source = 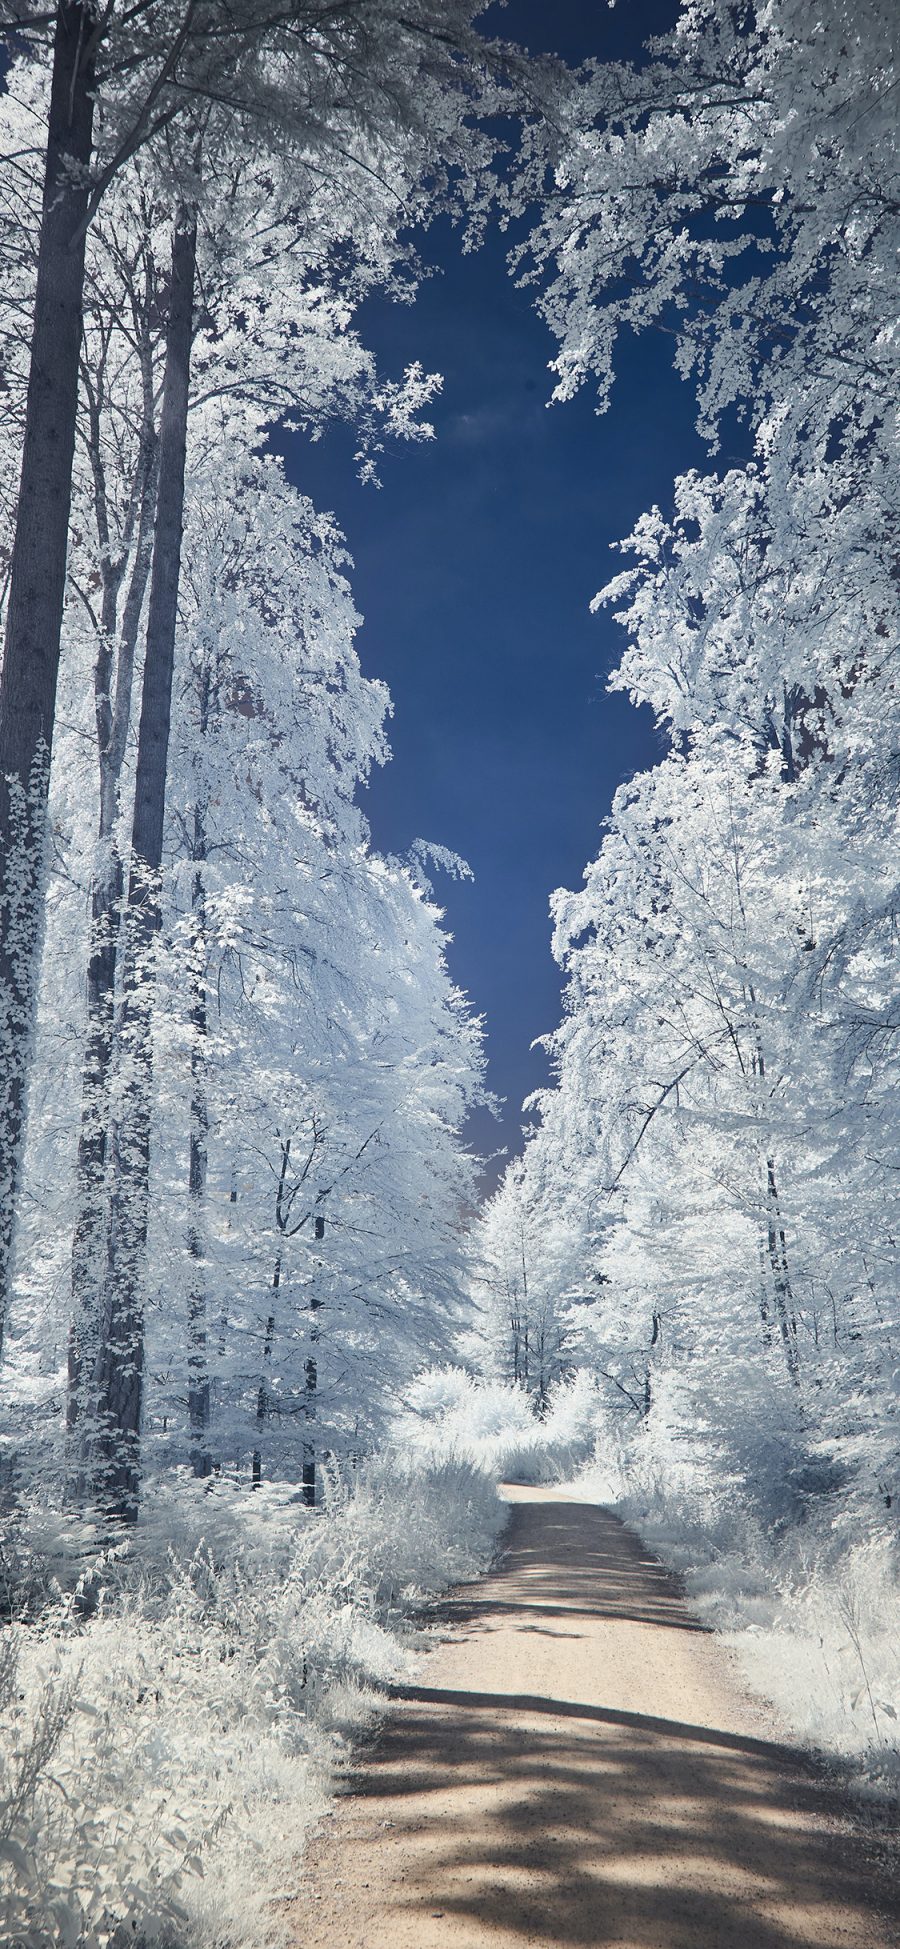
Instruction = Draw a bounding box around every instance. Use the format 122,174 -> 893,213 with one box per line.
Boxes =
524,0 -> 900,436
472,1159 -> 575,1409
149,443 -> 486,1485
57,165 -> 441,1512
0,0 -> 557,1516
5,430 -> 486,1503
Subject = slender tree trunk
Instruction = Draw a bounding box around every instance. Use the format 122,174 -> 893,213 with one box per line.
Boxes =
765,1156 -> 800,1385
87,212 -> 197,1518
301,1340 -> 318,1505
252,1273 -> 279,1487
0,2 -> 95,1357
185,643 -> 214,1474
68,412 -> 159,1451
187,807 -> 212,1477
643,1307 -> 661,1417
67,849 -> 123,1449
511,1307 -> 522,1384
757,1233 -> 773,1348
743,978 -> 800,1385
302,1217 -> 324,1506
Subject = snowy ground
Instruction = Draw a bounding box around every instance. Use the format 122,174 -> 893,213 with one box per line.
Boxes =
3,1375 -> 898,1947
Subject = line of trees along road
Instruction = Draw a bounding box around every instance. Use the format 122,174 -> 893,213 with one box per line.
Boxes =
0,1 -> 553,1516
474,1 -> 900,1553
3,0 -> 897,1557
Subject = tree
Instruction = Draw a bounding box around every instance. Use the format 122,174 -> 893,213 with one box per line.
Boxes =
50,149 -> 440,1479
131,440 -> 486,1485
0,4 -> 95,1360
473,1160 -> 574,1409
1,409 -> 486,1503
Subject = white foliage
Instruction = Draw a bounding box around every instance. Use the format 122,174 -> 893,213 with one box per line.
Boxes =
0,1453 -> 505,1949
395,1367 -> 603,1484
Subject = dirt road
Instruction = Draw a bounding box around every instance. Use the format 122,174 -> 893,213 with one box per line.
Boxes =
293,1487 -> 897,1948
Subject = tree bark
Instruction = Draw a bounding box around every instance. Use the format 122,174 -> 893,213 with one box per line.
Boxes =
68,382 -> 159,1452
186,645 -> 216,1476
744,980 -> 800,1386
302,1216 -> 324,1506
766,1155 -> 801,1385
186,805 -> 212,1477
0,1 -> 95,1358
87,211 -> 197,1518
301,1341 -> 318,1506
252,1283 -> 278,1487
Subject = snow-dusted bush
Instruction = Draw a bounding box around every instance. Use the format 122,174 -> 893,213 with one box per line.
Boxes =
395,1367 -> 603,1483
0,1451 -> 505,1949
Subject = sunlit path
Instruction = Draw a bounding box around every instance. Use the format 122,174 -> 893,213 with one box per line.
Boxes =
294,1488 -> 896,1949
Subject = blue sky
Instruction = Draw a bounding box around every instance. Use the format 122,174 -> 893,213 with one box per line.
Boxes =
277,1 -> 699,1185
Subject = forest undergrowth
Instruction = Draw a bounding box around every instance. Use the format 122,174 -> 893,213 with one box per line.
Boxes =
0,1452 -> 505,1949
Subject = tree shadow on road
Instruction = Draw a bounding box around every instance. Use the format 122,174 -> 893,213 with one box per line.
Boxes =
432,1499 -> 711,1636
336,1499 -> 899,1947
347,1679 -> 897,1947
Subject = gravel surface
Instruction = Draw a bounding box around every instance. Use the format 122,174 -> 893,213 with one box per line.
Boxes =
292,1486 -> 898,1948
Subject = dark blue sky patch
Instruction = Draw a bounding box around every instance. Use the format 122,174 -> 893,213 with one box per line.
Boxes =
274,2 -> 704,1186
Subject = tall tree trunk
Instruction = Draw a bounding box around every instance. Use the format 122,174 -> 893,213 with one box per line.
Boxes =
757,1233 -> 774,1348
66,848 -> 123,1459
643,1308 -> 661,1418
0,1 -> 95,1358
87,212 -> 197,1518
511,1299 -> 523,1384
301,1340 -> 318,1505
743,978 -> 800,1385
68,403 -> 159,1453
253,1137 -> 301,1484
186,798 -> 212,1477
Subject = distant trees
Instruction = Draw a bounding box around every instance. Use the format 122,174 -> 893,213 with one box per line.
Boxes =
472,1162 -> 575,1411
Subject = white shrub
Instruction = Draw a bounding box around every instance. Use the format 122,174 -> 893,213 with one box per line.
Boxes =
0,1452 -> 506,1949
394,1366 -> 605,1482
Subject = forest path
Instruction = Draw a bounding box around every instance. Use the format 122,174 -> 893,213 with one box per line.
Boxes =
292,1487 -> 896,1949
